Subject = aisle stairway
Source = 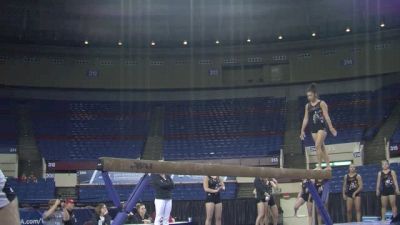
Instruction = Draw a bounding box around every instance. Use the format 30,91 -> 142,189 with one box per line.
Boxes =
282,100 -> 305,168
364,102 -> 400,164
142,106 -> 164,160
17,103 -> 43,177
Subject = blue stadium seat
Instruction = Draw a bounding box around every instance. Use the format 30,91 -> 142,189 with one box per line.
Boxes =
162,97 -> 286,160
30,100 -> 150,161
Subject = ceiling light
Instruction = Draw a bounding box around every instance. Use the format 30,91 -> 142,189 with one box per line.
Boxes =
151,41 -> 156,46
311,32 -> 317,37
345,27 -> 351,33
117,41 -> 122,46
380,23 -> 385,28
215,40 -> 220,44
278,35 -> 283,40
246,38 -> 251,43
183,40 -> 188,45
84,40 -> 89,45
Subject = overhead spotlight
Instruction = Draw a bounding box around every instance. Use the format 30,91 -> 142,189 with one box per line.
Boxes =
215,40 -> 220,45
345,27 -> 351,33
84,40 -> 89,45
380,23 -> 385,28
278,35 -> 283,40
151,41 -> 156,46
183,40 -> 188,45
117,41 -> 123,46
311,32 -> 317,37
246,38 -> 251,43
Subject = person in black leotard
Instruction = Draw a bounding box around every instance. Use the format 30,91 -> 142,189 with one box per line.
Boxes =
203,176 -> 225,225
342,164 -> 363,222
376,160 -> 400,220
300,83 -> 337,170
253,178 -> 278,225
294,179 -> 313,225
309,179 -> 328,225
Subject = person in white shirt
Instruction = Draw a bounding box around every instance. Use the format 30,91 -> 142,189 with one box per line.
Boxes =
0,169 -> 20,225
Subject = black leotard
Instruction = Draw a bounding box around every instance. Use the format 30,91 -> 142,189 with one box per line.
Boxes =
310,179 -> 324,202
254,178 -> 276,206
345,174 -> 360,198
381,170 -> 395,196
301,179 -> 310,201
307,101 -> 327,133
205,176 -> 221,204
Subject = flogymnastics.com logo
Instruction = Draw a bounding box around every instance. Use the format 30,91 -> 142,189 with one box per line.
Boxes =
20,218 -> 43,225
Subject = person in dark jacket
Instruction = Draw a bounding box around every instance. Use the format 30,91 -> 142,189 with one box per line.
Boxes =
151,173 -> 174,225
91,203 -> 111,225
128,203 -> 152,224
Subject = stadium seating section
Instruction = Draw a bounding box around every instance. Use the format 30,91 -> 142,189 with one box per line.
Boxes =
78,182 -> 238,203
163,97 -> 286,160
30,100 -> 150,161
2,83 -> 398,162
7,178 -> 56,203
300,84 -> 400,146
0,99 -> 17,153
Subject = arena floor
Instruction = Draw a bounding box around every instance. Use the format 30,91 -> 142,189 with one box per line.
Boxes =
335,222 -> 389,225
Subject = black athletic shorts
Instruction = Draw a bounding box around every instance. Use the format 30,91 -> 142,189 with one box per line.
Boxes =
346,191 -> 360,198
206,193 -> 221,204
310,124 -> 327,134
381,187 -> 395,196
301,193 -> 310,202
258,196 -> 276,206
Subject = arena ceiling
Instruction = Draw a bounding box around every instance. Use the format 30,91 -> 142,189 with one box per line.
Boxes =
0,0 -> 399,48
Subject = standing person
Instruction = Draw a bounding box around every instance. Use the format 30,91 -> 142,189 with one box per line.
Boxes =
254,177 -> 278,225
300,83 -> 337,170
43,199 -> 64,225
63,198 -> 77,225
91,203 -> 112,225
204,176 -> 225,225
0,169 -> 19,225
293,179 -> 313,225
151,173 -> 174,225
342,164 -> 363,222
376,160 -> 400,220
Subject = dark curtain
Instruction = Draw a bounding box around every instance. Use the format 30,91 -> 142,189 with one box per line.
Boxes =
328,192 -> 383,223
137,193 -> 394,225
139,198 -> 258,225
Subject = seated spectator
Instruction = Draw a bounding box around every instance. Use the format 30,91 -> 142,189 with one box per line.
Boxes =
43,199 -> 63,225
127,203 -> 152,224
19,173 -> 27,182
91,203 -> 111,225
28,172 -> 38,183
63,198 -> 77,225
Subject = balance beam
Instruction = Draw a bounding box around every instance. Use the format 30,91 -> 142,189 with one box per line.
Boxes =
98,157 -> 331,180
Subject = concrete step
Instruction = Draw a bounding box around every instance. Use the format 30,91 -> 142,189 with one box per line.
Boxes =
364,103 -> 400,164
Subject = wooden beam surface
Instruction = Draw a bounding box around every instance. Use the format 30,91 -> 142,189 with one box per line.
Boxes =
99,157 -> 331,180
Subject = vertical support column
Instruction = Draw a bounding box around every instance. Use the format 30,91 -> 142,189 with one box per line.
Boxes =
112,174 -> 150,225
306,180 -> 333,225
102,171 -> 122,208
